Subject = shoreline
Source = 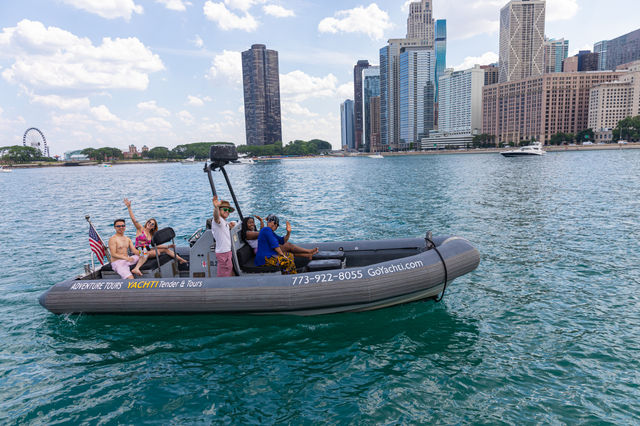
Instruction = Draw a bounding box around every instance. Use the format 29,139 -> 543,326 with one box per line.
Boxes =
4,143 -> 639,168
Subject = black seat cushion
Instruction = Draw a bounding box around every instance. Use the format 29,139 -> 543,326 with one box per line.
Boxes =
152,227 -> 175,246
237,244 -> 279,273
312,250 -> 345,260
307,259 -> 343,271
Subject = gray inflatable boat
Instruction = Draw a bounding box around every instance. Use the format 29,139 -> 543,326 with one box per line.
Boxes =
39,145 -> 480,315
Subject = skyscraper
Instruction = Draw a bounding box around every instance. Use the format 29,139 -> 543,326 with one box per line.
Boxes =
241,44 -> 282,146
594,40 -> 608,70
434,20 -> 447,100
399,49 -> 435,147
603,28 -> 640,70
340,100 -> 355,150
498,0 -> 546,83
380,0 -> 436,150
362,67 -> 380,152
353,60 -> 370,151
543,38 -> 569,73
407,0 -> 434,46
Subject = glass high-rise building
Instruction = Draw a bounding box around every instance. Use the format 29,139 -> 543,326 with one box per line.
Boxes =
603,28 -> 640,70
241,44 -> 282,146
399,49 -> 435,148
543,38 -> 569,73
594,40 -> 608,70
353,60 -> 371,151
362,67 -> 380,152
340,100 -> 355,150
434,20 -> 447,99
498,0 -> 546,83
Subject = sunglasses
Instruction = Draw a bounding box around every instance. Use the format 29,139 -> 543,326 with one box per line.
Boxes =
221,208 -> 232,212
115,224 -> 126,228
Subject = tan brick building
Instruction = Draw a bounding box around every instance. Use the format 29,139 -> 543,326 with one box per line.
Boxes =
483,71 -> 626,144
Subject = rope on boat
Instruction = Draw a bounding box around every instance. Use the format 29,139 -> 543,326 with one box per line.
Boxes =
425,232 -> 449,303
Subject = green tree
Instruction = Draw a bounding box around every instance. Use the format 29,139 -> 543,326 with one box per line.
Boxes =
147,146 -> 171,159
576,128 -> 595,144
0,145 -> 41,163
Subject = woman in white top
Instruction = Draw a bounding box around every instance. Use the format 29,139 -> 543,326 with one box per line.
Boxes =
241,215 -> 263,254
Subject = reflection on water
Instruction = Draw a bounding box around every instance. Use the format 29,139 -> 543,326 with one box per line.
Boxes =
1,150 -> 640,423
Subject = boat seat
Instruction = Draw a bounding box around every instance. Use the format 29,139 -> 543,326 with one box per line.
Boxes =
312,251 -> 345,261
101,254 -> 173,278
306,259 -> 343,272
236,244 -> 280,273
236,244 -> 312,274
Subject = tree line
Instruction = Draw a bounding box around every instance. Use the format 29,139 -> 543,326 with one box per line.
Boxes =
237,139 -> 332,156
0,145 -> 56,163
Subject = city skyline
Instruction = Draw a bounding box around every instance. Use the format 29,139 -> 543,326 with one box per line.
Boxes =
1,0 -> 639,155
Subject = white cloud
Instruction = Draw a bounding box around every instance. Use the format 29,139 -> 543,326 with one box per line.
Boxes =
178,110 -> 195,124
318,4 -> 392,40
0,20 -> 164,91
547,0 -> 579,21
187,95 -> 205,106
144,117 -> 172,130
137,100 -> 170,116
282,102 -> 318,118
203,1 -> 258,31
453,51 -> 499,70
282,112 -> 339,148
263,4 -> 294,18
336,82 -> 353,100
193,35 -> 204,48
224,0 -> 266,12
60,0 -> 143,20
29,94 -> 91,110
155,0 -> 191,12
207,50 -> 242,84
91,105 -> 118,122
280,70 -> 340,102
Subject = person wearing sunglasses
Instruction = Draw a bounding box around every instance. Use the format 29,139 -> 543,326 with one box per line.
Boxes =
123,198 -> 187,276
107,219 -> 142,279
212,195 -> 237,277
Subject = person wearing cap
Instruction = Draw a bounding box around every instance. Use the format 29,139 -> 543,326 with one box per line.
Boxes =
212,195 -> 237,277
254,214 -> 297,274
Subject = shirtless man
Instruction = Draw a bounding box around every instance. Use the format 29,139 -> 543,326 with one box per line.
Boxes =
108,218 -> 141,279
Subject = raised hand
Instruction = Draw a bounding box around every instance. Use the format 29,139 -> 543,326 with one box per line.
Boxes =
213,196 -> 221,207
286,221 -> 292,233
124,198 -> 131,208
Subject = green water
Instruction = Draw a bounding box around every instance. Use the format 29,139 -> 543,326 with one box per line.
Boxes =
1,151 -> 640,423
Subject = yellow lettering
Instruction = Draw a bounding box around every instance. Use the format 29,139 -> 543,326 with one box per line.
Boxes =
127,282 -> 136,289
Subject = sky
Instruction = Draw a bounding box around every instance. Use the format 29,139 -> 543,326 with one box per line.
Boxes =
0,0 -> 638,156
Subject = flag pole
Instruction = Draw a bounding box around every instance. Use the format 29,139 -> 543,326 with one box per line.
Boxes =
86,215 -> 111,263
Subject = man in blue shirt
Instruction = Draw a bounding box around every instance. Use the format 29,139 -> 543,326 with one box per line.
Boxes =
255,214 -> 296,274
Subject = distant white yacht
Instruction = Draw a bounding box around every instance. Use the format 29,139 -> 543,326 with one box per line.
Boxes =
501,142 -> 546,157
367,153 -> 384,159
0,165 -> 13,172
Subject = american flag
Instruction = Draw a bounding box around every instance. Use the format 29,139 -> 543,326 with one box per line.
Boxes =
89,223 -> 106,265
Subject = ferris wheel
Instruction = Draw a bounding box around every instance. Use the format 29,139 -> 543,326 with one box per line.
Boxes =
23,127 -> 49,157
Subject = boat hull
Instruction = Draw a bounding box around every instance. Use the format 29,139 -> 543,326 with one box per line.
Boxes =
39,236 -> 479,315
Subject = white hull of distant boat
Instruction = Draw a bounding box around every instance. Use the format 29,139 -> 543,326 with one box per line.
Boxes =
230,158 -> 255,165
501,142 -> 546,157
367,154 -> 384,159
0,166 -> 12,173
181,157 -> 196,164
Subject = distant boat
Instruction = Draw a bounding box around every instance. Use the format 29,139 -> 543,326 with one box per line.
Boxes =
230,158 -> 255,165
367,154 -> 384,159
102,163 -> 112,168
181,157 -> 196,164
0,165 -> 13,173
501,142 -> 546,157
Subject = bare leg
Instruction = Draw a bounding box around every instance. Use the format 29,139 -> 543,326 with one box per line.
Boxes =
281,242 -> 319,259
131,254 -> 146,276
157,246 -> 188,263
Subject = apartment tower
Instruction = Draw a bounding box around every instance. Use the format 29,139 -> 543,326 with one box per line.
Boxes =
241,44 -> 282,146
498,0 -> 546,83
353,60 -> 371,151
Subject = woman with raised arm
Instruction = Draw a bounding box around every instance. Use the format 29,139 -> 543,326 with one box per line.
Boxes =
242,214 -> 318,258
123,198 -> 186,276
